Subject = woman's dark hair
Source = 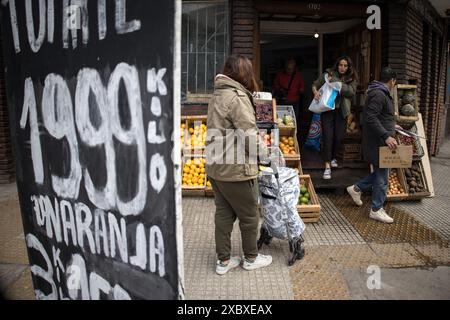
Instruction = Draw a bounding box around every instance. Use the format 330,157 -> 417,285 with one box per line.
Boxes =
332,55 -> 358,82
222,54 -> 259,92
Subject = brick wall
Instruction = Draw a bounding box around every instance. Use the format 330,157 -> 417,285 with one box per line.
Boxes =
0,35 -> 15,184
388,0 -> 447,156
434,36 -> 448,154
428,33 -> 440,152
420,24 -> 432,135
405,6 -> 423,95
382,2 -> 408,83
231,0 -> 256,60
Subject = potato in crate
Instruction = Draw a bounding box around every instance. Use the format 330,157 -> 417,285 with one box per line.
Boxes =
386,169 -> 409,201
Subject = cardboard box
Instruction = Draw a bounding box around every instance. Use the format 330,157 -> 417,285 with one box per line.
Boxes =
379,145 -> 413,168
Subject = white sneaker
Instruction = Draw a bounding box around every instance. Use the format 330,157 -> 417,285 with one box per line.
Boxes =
369,208 -> 394,224
242,254 -> 273,271
331,159 -> 338,168
347,185 -> 363,206
216,256 -> 241,275
323,168 -> 331,180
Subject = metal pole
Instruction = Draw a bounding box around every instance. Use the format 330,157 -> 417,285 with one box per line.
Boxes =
318,32 -> 323,77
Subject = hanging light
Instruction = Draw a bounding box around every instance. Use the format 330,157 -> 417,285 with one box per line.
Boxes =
314,30 -> 319,39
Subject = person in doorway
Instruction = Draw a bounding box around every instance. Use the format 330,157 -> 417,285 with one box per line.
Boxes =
272,58 -> 305,125
346,66 -> 399,223
312,56 -> 358,179
206,54 -> 273,275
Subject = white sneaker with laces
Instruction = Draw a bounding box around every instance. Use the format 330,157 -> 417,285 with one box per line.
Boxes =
242,254 -> 272,271
347,185 -> 363,206
216,256 -> 241,275
369,208 -> 394,224
323,168 -> 331,180
331,159 -> 338,168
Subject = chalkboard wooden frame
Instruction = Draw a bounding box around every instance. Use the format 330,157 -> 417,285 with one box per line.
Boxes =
0,0 -> 184,300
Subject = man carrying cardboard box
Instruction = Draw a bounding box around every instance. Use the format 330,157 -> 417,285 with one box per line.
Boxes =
346,67 -> 400,223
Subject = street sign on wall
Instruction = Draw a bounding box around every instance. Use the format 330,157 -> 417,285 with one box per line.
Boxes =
0,0 -> 183,300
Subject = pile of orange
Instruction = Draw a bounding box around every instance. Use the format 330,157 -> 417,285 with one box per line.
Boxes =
279,136 -> 296,156
185,122 -> 207,148
182,158 -> 206,187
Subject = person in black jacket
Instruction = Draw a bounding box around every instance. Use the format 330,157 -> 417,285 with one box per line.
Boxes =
346,67 -> 400,223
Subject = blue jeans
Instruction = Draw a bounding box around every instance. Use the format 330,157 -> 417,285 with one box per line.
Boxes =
354,166 -> 389,211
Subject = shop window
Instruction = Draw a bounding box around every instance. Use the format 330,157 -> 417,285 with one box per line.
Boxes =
182,0 -> 229,103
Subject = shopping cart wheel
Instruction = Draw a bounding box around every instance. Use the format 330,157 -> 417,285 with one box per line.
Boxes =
288,238 -> 305,266
257,227 -> 272,249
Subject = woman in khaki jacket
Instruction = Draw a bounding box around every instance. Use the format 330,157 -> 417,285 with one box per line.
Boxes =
206,55 -> 272,275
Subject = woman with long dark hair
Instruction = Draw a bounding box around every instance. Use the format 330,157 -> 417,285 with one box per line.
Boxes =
206,54 -> 272,275
312,56 -> 358,179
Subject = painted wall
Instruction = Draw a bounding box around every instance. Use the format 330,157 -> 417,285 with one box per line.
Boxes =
0,0 -> 181,299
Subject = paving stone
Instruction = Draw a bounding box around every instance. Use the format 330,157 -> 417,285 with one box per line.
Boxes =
2,266 -> 35,300
2,141 -> 450,300
0,264 -> 27,292
393,139 -> 450,242
342,266 -> 450,300
183,197 -> 293,300
412,244 -> 450,266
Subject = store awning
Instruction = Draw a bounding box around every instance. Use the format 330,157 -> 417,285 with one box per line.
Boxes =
427,0 -> 450,17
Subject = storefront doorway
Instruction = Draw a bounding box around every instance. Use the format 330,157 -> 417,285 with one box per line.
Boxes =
257,11 -> 378,188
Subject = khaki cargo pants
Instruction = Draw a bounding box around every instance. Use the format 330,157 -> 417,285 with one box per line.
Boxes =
210,178 -> 260,262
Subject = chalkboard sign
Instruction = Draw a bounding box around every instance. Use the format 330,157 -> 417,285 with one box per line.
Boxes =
0,0 -> 183,300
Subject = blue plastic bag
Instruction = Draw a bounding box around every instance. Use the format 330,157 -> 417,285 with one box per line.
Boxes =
305,113 -> 322,152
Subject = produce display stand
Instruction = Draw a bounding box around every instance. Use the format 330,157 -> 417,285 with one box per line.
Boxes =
286,158 -> 303,175
254,95 -> 277,123
401,160 -> 431,200
337,143 -> 362,162
205,177 -> 214,197
181,153 -> 206,197
258,122 -> 280,148
415,113 -> 434,196
276,105 -> 296,136
297,174 -> 321,223
183,115 -> 207,155
386,169 -> 409,201
395,125 -> 424,161
279,133 -> 300,160
392,84 -> 419,129
344,111 -> 362,141
386,113 -> 434,201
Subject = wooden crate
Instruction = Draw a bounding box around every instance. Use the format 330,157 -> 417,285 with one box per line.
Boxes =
182,154 -> 206,197
396,135 -> 424,161
259,126 -> 279,148
279,134 -> 300,160
336,143 -> 362,161
285,158 -> 303,175
204,176 -> 214,197
345,112 -> 361,140
392,84 -> 419,127
402,161 -> 431,200
184,115 -> 207,153
254,98 -> 277,122
297,174 -> 321,223
276,105 -> 297,136
386,169 -> 409,202
343,144 -> 361,153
